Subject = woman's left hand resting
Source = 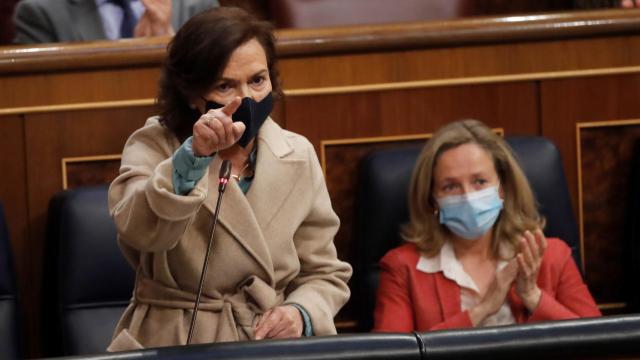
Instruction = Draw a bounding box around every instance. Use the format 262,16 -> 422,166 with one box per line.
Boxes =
515,229 -> 548,312
253,305 -> 303,340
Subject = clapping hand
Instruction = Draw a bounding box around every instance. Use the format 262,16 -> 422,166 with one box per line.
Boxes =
515,229 -> 548,312
469,258 -> 518,326
135,0 -> 174,37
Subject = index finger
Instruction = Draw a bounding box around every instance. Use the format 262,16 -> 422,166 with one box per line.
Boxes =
534,228 -> 547,255
221,97 -> 242,117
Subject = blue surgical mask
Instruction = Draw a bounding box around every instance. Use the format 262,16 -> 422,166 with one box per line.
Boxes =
203,93 -> 273,148
436,185 -> 503,240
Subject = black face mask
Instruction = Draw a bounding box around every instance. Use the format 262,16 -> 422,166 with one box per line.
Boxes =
203,93 -> 273,148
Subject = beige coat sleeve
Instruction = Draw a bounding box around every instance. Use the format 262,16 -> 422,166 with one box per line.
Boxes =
284,139 -> 352,335
108,119 -> 210,252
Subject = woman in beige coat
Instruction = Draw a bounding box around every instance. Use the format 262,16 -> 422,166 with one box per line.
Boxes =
107,7 -> 352,351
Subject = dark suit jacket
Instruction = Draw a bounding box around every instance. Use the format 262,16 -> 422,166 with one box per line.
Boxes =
374,239 -> 601,332
13,0 -> 219,44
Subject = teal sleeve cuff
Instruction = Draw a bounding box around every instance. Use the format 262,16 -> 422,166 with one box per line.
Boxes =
172,136 -> 214,195
289,303 -> 314,337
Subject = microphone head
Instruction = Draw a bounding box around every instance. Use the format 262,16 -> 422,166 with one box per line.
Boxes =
220,160 -> 232,180
218,160 -> 232,192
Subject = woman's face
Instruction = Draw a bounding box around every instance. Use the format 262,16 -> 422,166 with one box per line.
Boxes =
200,38 -> 272,107
432,142 -> 500,200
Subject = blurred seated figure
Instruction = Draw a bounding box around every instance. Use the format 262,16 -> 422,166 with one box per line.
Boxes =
12,0 -> 219,44
374,120 -> 601,332
574,0 -> 639,8
269,0 -> 579,29
621,0 -> 640,7
270,0 -> 468,28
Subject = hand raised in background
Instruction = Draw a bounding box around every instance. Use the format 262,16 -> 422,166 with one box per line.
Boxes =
134,0 -> 175,37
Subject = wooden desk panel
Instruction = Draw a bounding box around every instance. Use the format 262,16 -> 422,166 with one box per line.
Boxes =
541,74 -> 640,216
278,35 -> 640,90
0,68 -> 160,109
540,74 -> 640,313
284,82 -> 539,152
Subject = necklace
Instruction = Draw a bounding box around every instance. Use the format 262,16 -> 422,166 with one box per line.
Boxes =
231,161 -> 254,182
226,143 -> 257,182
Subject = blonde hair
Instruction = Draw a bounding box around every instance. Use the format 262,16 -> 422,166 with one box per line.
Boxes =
402,119 -> 545,258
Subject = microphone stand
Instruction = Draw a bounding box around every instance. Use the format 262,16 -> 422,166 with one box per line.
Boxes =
186,159 -> 232,345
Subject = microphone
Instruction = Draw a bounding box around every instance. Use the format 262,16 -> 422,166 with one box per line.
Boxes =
218,159 -> 232,193
187,159 -> 232,345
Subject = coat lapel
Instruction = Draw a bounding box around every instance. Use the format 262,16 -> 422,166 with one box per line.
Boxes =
69,0 -> 107,41
246,120 -> 302,230
435,273 -> 462,321
202,120 -> 300,284
203,155 -> 274,282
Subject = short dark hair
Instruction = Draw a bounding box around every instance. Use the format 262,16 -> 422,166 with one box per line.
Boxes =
158,7 -> 281,141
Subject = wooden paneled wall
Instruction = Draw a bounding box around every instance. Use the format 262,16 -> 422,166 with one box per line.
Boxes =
1,9 -> 640,358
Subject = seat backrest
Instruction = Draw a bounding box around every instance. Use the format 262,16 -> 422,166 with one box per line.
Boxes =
0,202 -> 21,359
44,185 -> 135,356
506,137 -> 580,266
352,136 -> 580,331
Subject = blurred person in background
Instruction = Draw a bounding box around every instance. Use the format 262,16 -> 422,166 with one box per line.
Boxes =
574,0 -> 639,8
13,0 -> 218,44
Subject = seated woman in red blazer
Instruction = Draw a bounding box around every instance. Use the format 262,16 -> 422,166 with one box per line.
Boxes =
374,119 -> 601,332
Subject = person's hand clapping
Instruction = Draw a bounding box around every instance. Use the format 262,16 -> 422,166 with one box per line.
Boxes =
254,305 -> 303,340
192,97 -> 245,157
515,229 -> 547,312
134,0 -> 175,37
469,258 -> 517,326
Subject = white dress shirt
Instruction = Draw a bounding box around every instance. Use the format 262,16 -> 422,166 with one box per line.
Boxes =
95,0 -> 145,40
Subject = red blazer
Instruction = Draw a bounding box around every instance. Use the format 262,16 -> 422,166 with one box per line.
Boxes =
374,238 -> 601,332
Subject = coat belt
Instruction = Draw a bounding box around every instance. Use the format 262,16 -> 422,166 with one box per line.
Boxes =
134,275 -> 283,337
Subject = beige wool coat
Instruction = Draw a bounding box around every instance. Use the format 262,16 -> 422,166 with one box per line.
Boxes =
107,117 -> 352,351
